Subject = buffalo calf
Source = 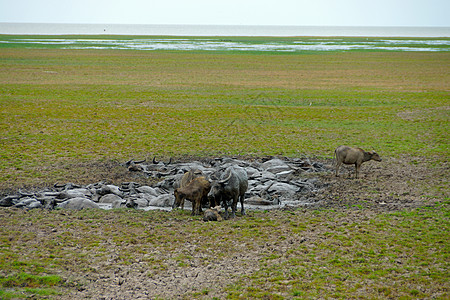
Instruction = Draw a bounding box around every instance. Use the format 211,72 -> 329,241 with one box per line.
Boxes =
203,206 -> 223,222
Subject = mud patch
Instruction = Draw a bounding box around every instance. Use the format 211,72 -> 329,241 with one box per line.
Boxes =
314,156 -> 447,212
1,156 -> 328,212
2,156 -> 446,214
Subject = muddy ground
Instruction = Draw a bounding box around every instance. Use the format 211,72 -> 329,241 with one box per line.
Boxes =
2,156 -> 448,299
316,156 -> 447,211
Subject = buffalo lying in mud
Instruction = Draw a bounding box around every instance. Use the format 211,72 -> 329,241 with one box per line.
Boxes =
152,157 -> 172,165
1,157 -> 327,212
126,157 -> 172,173
208,165 -> 248,219
203,206 -> 223,222
335,145 -> 382,178
125,159 -> 146,172
173,177 -> 211,216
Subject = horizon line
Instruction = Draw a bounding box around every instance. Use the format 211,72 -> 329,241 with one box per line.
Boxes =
1,22 -> 449,28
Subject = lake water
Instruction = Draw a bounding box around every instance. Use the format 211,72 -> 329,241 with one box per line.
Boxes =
1,23 -> 450,37
1,23 -> 449,52
3,37 -> 449,52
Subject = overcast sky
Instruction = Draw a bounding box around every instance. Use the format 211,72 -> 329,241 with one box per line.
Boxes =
1,0 -> 449,27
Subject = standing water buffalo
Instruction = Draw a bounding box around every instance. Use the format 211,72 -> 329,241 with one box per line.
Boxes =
335,145 -> 382,178
173,177 -> 211,215
173,169 -> 205,208
208,165 -> 248,219
180,169 -> 204,188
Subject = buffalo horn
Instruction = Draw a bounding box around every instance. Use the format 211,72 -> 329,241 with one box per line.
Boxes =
219,172 -> 232,184
125,159 -> 134,166
153,156 -> 172,165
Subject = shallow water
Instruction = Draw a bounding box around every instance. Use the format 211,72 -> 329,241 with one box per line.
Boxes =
1,37 -> 449,52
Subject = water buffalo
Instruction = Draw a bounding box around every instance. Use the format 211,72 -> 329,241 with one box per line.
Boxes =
173,169 -> 205,208
173,177 -> 211,216
57,198 -> 100,210
125,158 -> 146,172
152,156 -> 172,165
180,169 -> 204,188
208,165 -> 248,219
335,145 -> 382,178
203,206 -> 223,222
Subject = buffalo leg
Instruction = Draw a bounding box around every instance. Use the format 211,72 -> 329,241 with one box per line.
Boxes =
195,199 -> 201,215
223,196 -> 229,219
191,200 -> 196,216
231,195 -> 238,218
192,199 -> 197,215
355,163 -> 360,179
335,161 -> 342,177
202,195 -> 210,208
208,196 -> 216,208
192,198 -> 201,216
240,194 -> 246,216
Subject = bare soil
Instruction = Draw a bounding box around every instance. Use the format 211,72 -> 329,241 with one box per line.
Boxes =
315,156 -> 447,212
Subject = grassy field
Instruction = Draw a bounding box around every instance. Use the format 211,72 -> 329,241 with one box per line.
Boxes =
0,38 -> 449,298
0,45 -> 448,189
1,205 -> 448,299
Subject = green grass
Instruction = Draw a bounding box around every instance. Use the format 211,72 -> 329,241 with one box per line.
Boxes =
0,273 -> 62,299
0,47 -> 448,188
0,205 -> 448,298
0,41 -> 448,298
225,206 -> 449,299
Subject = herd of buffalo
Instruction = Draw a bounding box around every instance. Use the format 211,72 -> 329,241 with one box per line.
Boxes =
0,146 -> 381,219
172,164 -> 248,219
173,146 -> 381,219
